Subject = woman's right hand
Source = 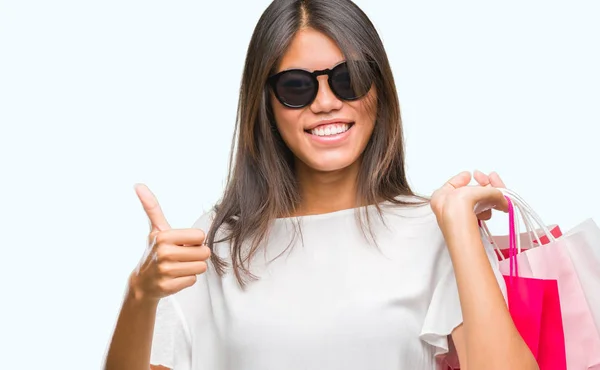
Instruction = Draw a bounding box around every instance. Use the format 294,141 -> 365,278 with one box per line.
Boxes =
128,184 -> 211,304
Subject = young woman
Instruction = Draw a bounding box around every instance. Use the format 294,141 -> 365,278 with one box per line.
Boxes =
105,0 -> 538,369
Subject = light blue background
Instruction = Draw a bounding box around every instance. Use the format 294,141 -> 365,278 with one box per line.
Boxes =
1,1 -> 599,368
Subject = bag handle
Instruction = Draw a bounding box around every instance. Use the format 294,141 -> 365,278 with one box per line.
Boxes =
506,196 -> 517,276
480,196 -> 532,260
498,188 -> 557,244
506,195 -> 531,277
479,188 -> 557,261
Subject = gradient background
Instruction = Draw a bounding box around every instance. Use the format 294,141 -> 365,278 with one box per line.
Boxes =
1,0 -> 599,368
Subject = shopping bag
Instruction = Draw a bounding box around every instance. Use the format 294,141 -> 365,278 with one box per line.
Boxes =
560,219 -> 600,340
483,215 -> 600,338
485,189 -> 600,369
504,196 -> 566,369
443,280 -> 564,370
504,275 -> 565,369
444,197 -> 567,370
483,224 -> 563,260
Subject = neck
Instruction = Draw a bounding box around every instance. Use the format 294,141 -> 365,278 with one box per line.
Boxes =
292,159 -> 362,216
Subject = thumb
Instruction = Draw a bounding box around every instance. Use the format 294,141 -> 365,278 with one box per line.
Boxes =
134,183 -> 171,232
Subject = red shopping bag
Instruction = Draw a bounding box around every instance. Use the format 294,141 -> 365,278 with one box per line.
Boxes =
503,197 -> 566,369
504,275 -> 566,369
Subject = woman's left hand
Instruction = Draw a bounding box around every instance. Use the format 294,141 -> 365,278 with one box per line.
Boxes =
430,170 -> 508,237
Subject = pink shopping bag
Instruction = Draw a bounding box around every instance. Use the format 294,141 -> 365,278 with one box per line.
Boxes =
504,275 -> 565,369
503,197 -> 566,369
562,219 -> 600,339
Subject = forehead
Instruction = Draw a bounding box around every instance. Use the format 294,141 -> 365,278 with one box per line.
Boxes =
277,28 -> 345,73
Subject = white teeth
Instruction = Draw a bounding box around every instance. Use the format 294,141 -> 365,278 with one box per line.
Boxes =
310,123 -> 350,137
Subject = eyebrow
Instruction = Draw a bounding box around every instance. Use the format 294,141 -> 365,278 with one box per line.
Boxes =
277,60 -> 346,73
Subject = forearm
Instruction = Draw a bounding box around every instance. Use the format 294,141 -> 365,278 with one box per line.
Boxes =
104,287 -> 159,370
444,213 -> 538,370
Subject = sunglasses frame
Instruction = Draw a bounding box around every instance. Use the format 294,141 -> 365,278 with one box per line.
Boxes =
267,61 -> 371,109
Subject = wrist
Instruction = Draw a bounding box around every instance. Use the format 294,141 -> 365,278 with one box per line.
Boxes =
125,288 -> 160,311
127,273 -> 160,308
442,199 -> 478,226
440,205 -> 480,246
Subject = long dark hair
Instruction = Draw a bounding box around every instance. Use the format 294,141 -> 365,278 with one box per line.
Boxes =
206,0 -> 423,286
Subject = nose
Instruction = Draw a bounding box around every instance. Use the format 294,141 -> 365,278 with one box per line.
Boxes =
309,75 -> 343,113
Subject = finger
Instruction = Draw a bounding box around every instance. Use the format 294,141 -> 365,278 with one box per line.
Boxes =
158,261 -> 208,277
473,169 -> 490,186
159,276 -> 197,294
135,184 -> 171,232
477,209 -> 492,220
471,186 -> 509,213
489,171 -> 507,188
156,245 -> 211,262
155,229 -> 206,247
444,171 -> 472,190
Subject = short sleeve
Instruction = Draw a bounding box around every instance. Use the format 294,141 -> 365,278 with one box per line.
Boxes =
150,296 -> 192,369
419,232 -> 507,358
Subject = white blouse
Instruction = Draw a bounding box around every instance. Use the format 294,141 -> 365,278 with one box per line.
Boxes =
150,198 -> 505,370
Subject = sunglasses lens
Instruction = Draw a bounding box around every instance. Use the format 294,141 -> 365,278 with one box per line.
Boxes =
275,70 -> 316,107
331,62 -> 371,100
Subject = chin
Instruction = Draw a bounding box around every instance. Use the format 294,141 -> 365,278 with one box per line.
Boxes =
301,154 -> 360,173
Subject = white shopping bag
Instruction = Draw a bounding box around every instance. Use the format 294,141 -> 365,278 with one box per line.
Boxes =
562,218 -> 600,337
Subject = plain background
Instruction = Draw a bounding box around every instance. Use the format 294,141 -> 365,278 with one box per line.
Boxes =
1,0 -> 599,368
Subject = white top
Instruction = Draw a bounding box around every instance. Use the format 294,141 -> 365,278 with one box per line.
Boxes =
150,198 -> 506,370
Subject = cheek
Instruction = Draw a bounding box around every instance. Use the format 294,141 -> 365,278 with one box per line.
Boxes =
272,98 -> 302,138
352,90 -> 378,130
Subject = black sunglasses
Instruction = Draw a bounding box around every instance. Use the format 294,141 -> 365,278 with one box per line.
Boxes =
267,61 -> 374,109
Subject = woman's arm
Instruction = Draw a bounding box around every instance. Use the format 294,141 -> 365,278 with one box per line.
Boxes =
104,289 -> 160,370
104,184 -> 208,370
431,171 -> 538,370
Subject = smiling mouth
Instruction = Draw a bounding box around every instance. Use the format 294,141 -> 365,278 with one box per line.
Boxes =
305,122 -> 354,137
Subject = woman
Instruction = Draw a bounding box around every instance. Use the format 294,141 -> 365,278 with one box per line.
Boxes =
105,0 -> 538,369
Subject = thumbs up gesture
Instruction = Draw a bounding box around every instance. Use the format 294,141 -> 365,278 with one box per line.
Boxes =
128,184 -> 211,303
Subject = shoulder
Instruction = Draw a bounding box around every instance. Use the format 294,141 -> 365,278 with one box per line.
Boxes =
380,195 -> 440,232
191,209 -> 216,232
379,195 -> 450,264
383,194 -> 433,217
